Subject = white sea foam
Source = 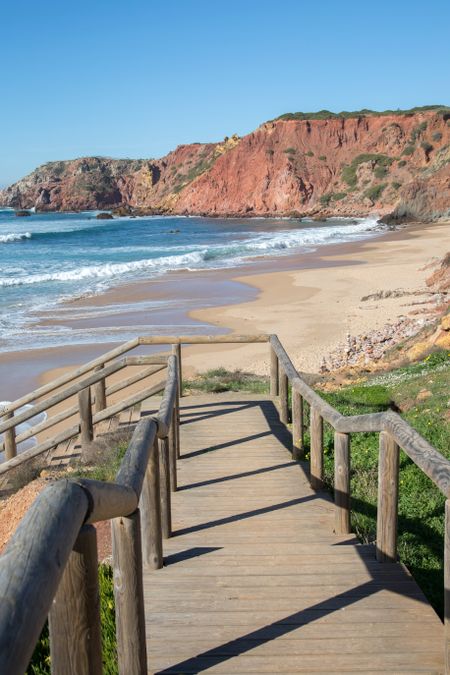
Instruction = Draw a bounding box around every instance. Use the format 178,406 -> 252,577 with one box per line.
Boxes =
0,232 -> 32,243
0,216 -> 381,288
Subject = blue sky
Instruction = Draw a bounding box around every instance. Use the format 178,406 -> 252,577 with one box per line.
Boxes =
1,0 -> 449,185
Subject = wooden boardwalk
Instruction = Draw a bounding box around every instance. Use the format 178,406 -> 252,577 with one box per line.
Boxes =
142,393 -> 443,674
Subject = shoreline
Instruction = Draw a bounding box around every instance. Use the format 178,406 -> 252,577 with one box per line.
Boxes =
1,219 -> 448,400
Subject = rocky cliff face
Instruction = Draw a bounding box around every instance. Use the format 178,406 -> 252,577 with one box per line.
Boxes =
1,111 -> 449,221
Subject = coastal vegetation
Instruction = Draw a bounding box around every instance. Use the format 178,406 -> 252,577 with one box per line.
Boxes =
275,105 -> 450,121
341,154 -> 393,188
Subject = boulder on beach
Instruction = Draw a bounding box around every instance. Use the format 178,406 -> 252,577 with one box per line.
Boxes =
15,210 -> 31,217
96,212 -> 114,220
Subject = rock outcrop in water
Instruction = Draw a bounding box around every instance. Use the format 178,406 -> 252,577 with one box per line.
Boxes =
1,109 -> 449,221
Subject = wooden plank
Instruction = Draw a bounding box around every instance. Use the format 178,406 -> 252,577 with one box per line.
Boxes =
142,393 -> 444,674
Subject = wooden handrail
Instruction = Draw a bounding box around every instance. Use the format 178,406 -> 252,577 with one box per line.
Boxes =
0,332 -> 449,674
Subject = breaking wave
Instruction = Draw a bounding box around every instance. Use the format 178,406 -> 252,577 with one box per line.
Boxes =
0,232 -> 31,243
0,216 -> 380,288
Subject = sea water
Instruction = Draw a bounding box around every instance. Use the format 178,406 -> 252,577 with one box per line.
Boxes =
0,210 -> 383,353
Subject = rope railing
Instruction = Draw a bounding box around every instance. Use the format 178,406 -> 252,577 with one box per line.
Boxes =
0,332 -> 448,673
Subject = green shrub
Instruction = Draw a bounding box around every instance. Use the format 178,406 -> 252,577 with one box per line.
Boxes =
402,145 -> 415,156
341,154 -> 393,187
320,193 -> 332,206
410,121 -> 428,142
274,106 -> 450,122
283,147 -> 296,154
184,369 -> 269,395
392,181 -> 402,190
432,131 -> 443,142
306,150 -> 314,157
318,155 -> 327,161
374,165 -> 389,179
421,141 -> 434,154
363,183 -> 387,201
397,159 -> 407,167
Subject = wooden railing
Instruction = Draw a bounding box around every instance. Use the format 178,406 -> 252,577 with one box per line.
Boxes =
0,333 -> 449,674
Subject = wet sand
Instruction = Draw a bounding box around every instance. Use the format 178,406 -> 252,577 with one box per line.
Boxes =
2,220 -> 448,401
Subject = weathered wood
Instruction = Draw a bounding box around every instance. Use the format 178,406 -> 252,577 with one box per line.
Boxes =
172,343 -> 182,397
116,418 -> 158,497
159,438 -> 172,539
445,500 -> 450,674
14,402 -> 78,446
142,392 -> 444,674
3,411 -> 17,460
139,437 -> 163,569
270,347 -> 279,397
125,355 -> 169,366
0,481 -> 89,674
156,355 -> 178,437
376,431 -> 399,563
310,407 -> 323,490
292,390 -> 304,460
139,334 -> 269,345
4,337 -> 139,415
384,410 -> 450,497
49,524 -> 102,675
78,387 -> 94,450
279,369 -> 289,424
270,335 -> 298,381
105,364 -> 166,397
169,407 -> 177,491
334,432 -> 351,534
77,479 -> 138,524
92,364 -> 107,414
0,359 -> 125,435
175,388 -> 181,459
111,509 -> 147,675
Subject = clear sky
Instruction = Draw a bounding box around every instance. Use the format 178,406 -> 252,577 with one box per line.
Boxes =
1,0 -> 449,185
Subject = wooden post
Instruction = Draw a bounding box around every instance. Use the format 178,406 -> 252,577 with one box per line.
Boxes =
376,431 -> 399,562
445,500 -> 450,674
172,343 -> 182,397
334,432 -> 351,534
92,364 -> 106,414
139,437 -> 163,569
159,438 -> 172,539
310,407 -> 323,490
78,387 -> 93,450
48,524 -> 102,675
111,509 -> 147,675
279,369 -> 289,424
292,390 -> 304,460
169,408 -> 177,491
175,388 -> 181,459
270,347 -> 279,397
3,411 -> 17,460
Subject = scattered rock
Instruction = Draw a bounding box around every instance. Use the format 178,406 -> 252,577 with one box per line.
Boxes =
96,212 -> 113,220
15,210 -> 31,217
416,389 -> 432,401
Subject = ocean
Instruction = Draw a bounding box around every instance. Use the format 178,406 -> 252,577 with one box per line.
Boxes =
0,209 -> 383,353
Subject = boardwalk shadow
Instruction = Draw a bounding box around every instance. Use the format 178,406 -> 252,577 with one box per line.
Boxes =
164,547 -> 222,566
178,460 -> 296,489
155,567 -> 429,674
175,494 -> 317,536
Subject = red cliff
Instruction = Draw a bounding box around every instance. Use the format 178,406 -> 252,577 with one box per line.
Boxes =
1,108 -> 449,221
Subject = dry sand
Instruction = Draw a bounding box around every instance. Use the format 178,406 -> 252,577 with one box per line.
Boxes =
181,220 -> 449,374
0,220 -> 446,401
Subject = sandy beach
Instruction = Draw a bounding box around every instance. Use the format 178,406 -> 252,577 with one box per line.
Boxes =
1,220 -> 448,403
